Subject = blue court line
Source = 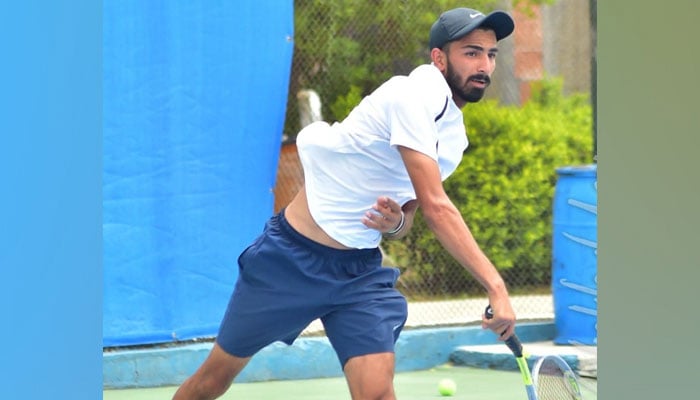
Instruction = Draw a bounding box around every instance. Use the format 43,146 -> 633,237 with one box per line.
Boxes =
103,322 -> 555,389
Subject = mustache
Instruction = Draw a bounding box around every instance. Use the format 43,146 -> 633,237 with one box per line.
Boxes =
468,74 -> 491,85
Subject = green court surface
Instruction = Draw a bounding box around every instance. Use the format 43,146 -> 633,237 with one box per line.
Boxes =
103,364 -> 597,399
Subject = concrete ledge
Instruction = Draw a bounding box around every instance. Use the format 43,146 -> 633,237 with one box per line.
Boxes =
104,322 -> 555,389
450,340 -> 597,378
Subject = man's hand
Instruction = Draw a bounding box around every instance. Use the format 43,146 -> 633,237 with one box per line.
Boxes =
481,298 -> 516,340
361,196 -> 405,234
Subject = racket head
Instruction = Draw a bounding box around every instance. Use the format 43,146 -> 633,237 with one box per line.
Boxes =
532,355 -> 583,400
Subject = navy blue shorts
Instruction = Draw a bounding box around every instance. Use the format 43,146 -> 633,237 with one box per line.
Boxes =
216,210 -> 408,367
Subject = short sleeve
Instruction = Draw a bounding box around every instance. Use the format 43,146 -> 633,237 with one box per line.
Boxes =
387,83 -> 445,161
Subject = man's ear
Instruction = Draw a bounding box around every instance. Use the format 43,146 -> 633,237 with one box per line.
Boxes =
430,47 -> 447,72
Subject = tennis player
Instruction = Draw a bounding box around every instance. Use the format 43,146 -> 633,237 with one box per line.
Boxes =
174,7 -> 517,400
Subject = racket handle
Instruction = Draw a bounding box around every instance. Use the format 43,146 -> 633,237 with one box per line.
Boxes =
484,305 -> 524,358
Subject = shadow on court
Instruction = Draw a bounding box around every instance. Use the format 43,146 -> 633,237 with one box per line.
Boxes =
103,364 -> 597,399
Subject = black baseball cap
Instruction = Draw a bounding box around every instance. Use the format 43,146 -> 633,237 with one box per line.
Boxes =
429,8 -> 515,49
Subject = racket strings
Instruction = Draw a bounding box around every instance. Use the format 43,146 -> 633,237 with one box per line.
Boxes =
534,358 -> 582,400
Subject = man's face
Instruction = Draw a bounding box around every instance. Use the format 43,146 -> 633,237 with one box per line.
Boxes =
442,29 -> 499,105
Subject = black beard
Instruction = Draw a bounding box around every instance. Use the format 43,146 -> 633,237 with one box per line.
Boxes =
445,63 -> 490,103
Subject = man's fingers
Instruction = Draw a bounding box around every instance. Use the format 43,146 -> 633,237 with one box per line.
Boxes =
374,197 -> 402,218
363,197 -> 404,233
376,196 -> 400,213
482,309 -> 515,340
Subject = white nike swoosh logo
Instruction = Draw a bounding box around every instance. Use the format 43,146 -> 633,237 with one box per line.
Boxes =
470,13 -> 482,18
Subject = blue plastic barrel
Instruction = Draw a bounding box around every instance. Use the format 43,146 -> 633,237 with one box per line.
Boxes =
552,164 -> 597,345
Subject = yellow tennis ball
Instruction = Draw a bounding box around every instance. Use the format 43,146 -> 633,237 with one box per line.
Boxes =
438,378 -> 457,396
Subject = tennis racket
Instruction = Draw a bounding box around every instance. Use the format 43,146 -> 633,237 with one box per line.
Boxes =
531,354 -> 583,399
485,305 -> 537,400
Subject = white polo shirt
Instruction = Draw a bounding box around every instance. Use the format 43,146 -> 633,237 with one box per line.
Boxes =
296,63 -> 468,249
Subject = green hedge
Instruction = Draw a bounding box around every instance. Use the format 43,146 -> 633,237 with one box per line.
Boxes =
383,79 -> 593,295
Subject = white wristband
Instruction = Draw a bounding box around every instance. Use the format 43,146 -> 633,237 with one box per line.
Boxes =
385,211 -> 405,236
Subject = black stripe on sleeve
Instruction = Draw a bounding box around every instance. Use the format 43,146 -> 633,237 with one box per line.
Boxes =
434,96 -> 448,122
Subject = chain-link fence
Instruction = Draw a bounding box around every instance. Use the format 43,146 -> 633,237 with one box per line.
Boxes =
274,0 -> 595,333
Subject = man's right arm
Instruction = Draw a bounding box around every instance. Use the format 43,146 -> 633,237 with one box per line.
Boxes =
398,144 -> 516,339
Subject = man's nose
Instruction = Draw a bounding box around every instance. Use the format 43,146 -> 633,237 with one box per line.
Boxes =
477,54 -> 492,73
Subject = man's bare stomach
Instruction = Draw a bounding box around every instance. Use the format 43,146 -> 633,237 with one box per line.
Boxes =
283,185 -> 353,250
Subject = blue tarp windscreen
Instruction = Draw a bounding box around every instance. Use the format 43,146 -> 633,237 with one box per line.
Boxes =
103,1 -> 294,347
